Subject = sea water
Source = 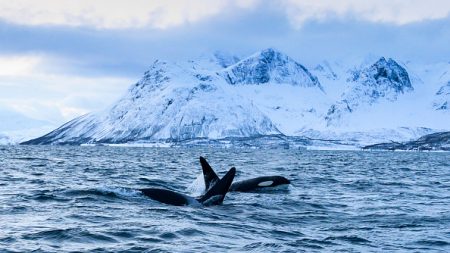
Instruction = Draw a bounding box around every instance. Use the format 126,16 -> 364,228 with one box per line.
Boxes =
0,145 -> 449,252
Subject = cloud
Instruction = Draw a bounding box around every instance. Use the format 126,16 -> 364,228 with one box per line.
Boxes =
0,0 -> 259,29
0,55 -> 42,76
0,0 -> 449,30
0,53 -> 133,123
282,0 -> 450,27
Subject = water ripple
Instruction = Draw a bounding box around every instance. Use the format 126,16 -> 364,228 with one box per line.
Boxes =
0,146 -> 449,252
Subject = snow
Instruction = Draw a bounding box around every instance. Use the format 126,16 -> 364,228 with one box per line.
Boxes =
21,48 -> 450,147
235,83 -> 330,134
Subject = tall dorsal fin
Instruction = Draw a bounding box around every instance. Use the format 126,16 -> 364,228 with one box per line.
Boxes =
199,156 -> 220,190
197,167 -> 236,205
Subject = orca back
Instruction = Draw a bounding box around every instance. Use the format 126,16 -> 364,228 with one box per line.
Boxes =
198,167 -> 236,206
140,188 -> 193,206
229,176 -> 290,192
199,156 -> 220,190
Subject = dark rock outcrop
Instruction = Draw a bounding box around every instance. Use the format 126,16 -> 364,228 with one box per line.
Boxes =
363,131 -> 450,151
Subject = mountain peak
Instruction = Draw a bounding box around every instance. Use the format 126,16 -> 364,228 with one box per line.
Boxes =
370,57 -> 412,92
221,48 -> 322,89
350,57 -> 413,94
248,48 -> 297,67
326,57 -> 414,126
255,47 -> 285,60
376,56 -> 387,63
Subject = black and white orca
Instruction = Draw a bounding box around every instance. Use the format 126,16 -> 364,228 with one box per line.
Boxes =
200,156 -> 290,193
140,167 -> 236,206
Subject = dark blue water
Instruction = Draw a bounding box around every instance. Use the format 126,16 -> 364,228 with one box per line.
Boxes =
1,146 -> 449,252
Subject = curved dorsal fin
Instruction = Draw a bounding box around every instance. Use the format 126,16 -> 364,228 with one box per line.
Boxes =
198,167 -> 236,205
199,156 -> 220,190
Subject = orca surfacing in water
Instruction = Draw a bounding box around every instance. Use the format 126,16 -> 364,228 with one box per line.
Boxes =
140,167 -> 236,206
229,175 -> 291,192
200,156 -> 291,193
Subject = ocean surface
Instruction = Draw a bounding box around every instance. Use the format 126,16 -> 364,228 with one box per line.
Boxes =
1,146 -> 449,252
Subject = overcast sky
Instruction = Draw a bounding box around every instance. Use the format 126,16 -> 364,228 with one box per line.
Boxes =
1,0 -> 449,124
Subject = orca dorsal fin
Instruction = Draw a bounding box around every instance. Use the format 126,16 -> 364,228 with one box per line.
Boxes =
198,167 -> 236,206
199,156 -> 220,190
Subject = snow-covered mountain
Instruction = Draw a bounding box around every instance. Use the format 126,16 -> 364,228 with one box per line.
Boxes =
24,53 -> 284,145
23,48 -> 450,147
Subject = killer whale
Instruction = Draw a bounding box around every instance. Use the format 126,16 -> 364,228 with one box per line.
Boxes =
140,167 -> 236,206
228,175 -> 290,192
199,156 -> 290,192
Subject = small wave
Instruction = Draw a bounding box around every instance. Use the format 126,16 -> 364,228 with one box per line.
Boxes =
242,242 -> 283,251
270,229 -> 304,238
12,157 -> 50,162
186,171 -> 206,197
107,230 -> 136,239
159,232 -> 178,240
310,176 -> 339,184
22,228 -> 75,241
415,239 -> 450,246
22,228 -> 118,243
0,236 -> 16,243
124,246 -> 168,252
96,186 -> 142,198
175,228 -> 205,237
63,187 -> 141,199
287,238 -> 338,249
63,189 -> 117,198
378,221 -> 421,229
27,179 -> 46,185
30,172 -> 45,176
32,193 -> 70,203
307,202 -> 326,209
31,163 -> 47,168
325,235 -> 371,245
135,236 -> 163,243
379,181 -> 411,187
343,180 -> 374,190
285,184 -> 306,196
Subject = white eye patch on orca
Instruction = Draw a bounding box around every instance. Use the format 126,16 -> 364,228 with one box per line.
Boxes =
258,181 -> 273,187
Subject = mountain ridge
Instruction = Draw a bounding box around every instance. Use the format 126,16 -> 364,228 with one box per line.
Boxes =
21,48 -> 450,147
